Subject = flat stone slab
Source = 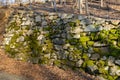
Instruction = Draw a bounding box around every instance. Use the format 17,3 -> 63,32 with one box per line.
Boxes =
0,71 -> 28,80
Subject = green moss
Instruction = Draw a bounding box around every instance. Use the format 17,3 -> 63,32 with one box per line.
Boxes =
68,38 -> 79,45
81,42 -> 88,50
8,22 -> 20,30
90,32 -> 99,41
75,19 -> 80,26
93,48 -> 101,53
87,41 -> 94,46
39,57 -> 49,64
117,38 -> 120,47
99,68 -> 108,74
80,36 -> 90,42
54,60 -> 61,67
68,22 -> 76,27
82,60 -> 94,68
109,45 -> 120,57
80,33 -> 86,37
97,60 -> 105,67
109,29 -> 116,34
82,53 -> 89,60
108,34 -> 118,40
107,75 -> 117,80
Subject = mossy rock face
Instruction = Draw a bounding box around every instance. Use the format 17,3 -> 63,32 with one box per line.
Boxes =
3,11 -> 120,80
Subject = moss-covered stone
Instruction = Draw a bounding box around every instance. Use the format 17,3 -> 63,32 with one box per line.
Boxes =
80,36 -> 90,42
82,53 -> 89,60
87,41 -> 94,46
82,60 -> 94,68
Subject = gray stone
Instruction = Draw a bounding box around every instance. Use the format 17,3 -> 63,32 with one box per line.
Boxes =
48,13 -> 56,16
104,66 -> 109,71
84,25 -> 97,32
81,19 -> 92,26
66,14 -> 74,19
44,54 -> 51,59
108,56 -> 115,66
21,20 -> 31,26
109,66 -> 118,76
72,27 -> 82,33
51,53 -> 57,59
96,19 -> 105,25
96,76 -> 106,80
26,30 -> 33,36
111,20 -> 120,25
59,13 -> 67,19
116,70 -> 120,76
61,51 -> 69,60
48,16 -> 54,20
90,53 -> 100,60
37,35 -> 44,40
52,38 -> 65,45
16,36 -> 24,42
73,34 -> 80,39
4,38 -> 11,45
63,43 -> 70,50
93,42 -> 107,47
101,56 -> 107,60
22,18 -> 27,21
108,61 -> 115,67
100,47 -> 109,53
54,45 -> 63,51
86,65 -> 98,74
86,53 -> 91,58
41,21 -> 47,26
61,33 -> 67,38
108,56 -> 115,63
76,59 -> 83,67
103,24 -> 115,30
115,60 -> 120,66
78,15 -> 86,20
97,26 -> 103,31
35,16 -> 41,22
88,47 -> 94,54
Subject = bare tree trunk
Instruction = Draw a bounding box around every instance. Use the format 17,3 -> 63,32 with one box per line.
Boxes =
101,0 -> 104,7
53,0 -> 57,11
85,0 -> 89,15
0,0 -> 2,7
59,0 -> 66,5
5,0 -> 10,7
78,0 -> 83,14
51,0 -> 57,12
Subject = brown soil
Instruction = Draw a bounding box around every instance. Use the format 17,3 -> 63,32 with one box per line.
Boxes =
0,49 -> 97,80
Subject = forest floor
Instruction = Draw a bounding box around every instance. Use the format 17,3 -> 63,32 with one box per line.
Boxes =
0,49 -> 97,80
28,0 -> 120,20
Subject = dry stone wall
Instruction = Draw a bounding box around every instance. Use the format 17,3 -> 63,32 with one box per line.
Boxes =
2,8 -> 120,80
